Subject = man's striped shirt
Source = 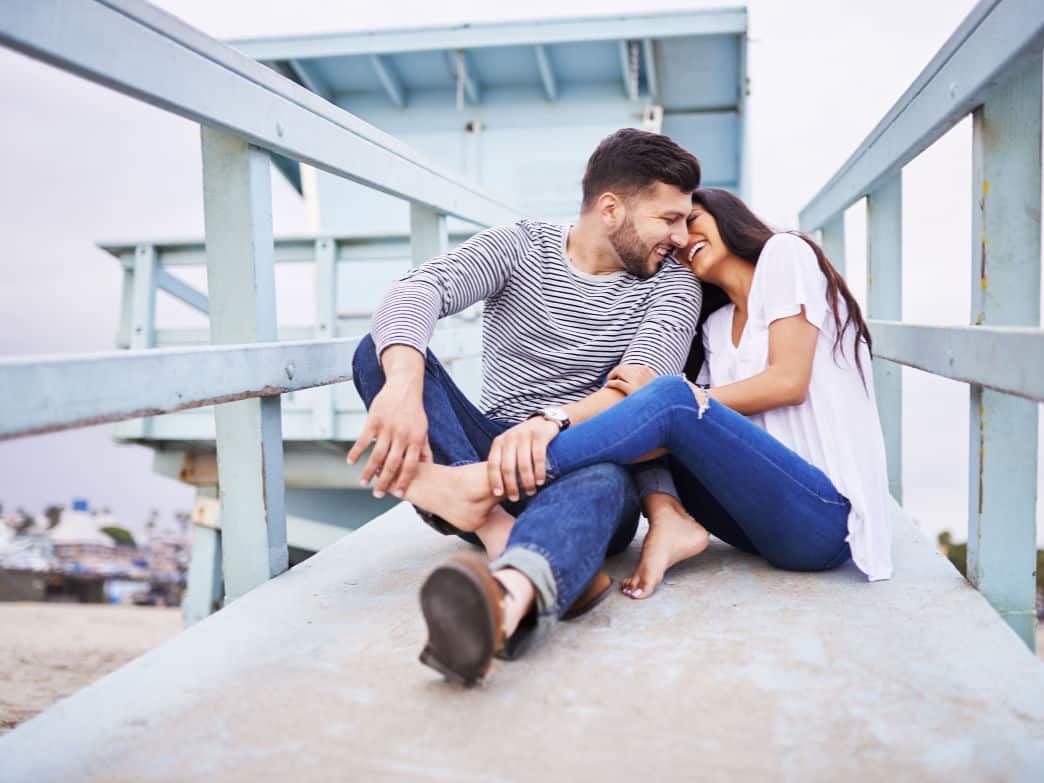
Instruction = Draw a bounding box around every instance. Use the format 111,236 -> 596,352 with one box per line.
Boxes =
372,220 -> 702,423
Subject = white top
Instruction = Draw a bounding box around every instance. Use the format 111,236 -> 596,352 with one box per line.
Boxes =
698,233 -> 893,581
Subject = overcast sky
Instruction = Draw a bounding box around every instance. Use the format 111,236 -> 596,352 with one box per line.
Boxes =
1,0 -> 1041,544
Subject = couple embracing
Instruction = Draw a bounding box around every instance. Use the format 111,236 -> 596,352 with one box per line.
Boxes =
347,128 -> 892,685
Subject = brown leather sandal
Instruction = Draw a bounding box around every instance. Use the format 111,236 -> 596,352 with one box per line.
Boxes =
419,553 -> 506,686
561,570 -> 613,621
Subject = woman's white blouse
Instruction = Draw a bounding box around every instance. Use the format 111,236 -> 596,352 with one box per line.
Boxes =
698,233 -> 893,581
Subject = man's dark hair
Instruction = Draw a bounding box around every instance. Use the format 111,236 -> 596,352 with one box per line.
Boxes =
581,128 -> 701,210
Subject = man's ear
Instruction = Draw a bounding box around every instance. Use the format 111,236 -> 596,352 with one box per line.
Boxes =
596,192 -> 625,230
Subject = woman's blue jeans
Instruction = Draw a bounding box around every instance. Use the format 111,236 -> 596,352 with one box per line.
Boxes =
547,375 -> 852,572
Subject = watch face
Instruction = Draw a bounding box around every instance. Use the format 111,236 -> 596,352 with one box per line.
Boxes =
543,407 -> 567,423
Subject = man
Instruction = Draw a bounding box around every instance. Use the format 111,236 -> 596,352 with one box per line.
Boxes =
348,128 -> 702,683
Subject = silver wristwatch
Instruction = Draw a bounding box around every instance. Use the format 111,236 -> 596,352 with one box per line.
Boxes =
529,405 -> 571,432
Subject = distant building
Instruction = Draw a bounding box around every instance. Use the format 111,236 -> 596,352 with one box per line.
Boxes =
0,503 -> 189,604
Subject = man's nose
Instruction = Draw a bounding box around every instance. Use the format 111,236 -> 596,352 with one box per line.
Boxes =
668,224 -> 687,247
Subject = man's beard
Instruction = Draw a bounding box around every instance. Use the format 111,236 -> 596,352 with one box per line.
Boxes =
609,217 -> 659,279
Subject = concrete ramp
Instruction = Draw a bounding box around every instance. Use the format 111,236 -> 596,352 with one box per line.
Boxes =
2,503 -> 1043,782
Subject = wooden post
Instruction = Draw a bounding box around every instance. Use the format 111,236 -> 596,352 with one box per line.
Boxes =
409,203 -> 448,268
201,126 -> 288,603
313,237 -> 337,440
182,488 -> 224,626
114,244 -> 157,439
820,212 -> 846,277
967,55 -> 1041,650
866,174 -> 903,502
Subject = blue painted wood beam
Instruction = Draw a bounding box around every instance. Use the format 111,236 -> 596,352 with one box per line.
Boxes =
156,267 -> 209,315
533,45 -> 557,102
286,58 -> 332,103
870,321 -> 1044,403
799,0 -> 1044,232
0,327 -> 482,441
368,54 -> 405,108
0,0 -> 519,226
229,9 -> 748,59
617,40 -> 638,101
446,50 -> 480,105
641,39 -> 658,100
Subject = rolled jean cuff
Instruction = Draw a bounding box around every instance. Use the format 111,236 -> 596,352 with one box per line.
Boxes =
633,463 -> 680,501
490,545 -> 558,643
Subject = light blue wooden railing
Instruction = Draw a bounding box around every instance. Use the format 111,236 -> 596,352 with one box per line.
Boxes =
0,1 -> 517,604
799,0 -> 1044,647
97,233 -> 482,442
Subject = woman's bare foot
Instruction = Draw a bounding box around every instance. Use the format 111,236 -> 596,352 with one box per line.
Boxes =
622,499 -> 710,600
395,461 -> 499,532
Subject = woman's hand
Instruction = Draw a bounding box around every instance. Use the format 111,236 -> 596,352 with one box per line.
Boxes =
605,363 -> 657,396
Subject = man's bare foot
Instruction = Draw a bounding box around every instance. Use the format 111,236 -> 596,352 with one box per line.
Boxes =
621,505 -> 710,600
474,506 -> 515,559
396,461 -> 498,532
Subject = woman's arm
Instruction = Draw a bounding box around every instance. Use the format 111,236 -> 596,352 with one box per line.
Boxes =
708,310 -> 818,415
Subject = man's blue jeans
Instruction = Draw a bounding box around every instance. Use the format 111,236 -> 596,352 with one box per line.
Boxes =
546,375 -> 852,572
351,334 -> 641,621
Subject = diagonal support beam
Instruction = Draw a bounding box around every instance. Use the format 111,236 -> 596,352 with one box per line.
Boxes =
284,58 -> 332,103
533,45 -> 557,101
618,40 -> 639,101
642,39 -> 658,100
448,49 -> 480,105
156,268 -> 209,315
369,54 -> 405,108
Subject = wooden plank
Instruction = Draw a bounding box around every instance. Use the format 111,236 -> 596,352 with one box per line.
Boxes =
0,327 -> 482,441
114,244 -> 158,439
312,237 -> 337,439
115,252 -> 134,349
869,321 -> 1044,402
799,0 -> 1044,231
201,126 -> 288,601
409,204 -> 448,268
866,175 -> 903,501
368,54 -> 405,109
618,41 -> 638,101
227,8 -> 749,59
965,54 -> 1041,650
819,213 -> 846,276
181,519 -> 223,627
533,45 -> 557,102
0,0 -> 517,226
156,268 -> 209,315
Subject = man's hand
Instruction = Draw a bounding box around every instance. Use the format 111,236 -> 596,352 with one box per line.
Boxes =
487,416 -> 561,502
605,363 -> 658,396
346,380 -> 432,499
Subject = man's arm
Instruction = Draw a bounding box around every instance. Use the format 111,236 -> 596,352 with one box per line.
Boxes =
346,346 -> 430,497
347,224 -> 523,497
485,384 -> 629,502
488,263 -> 702,500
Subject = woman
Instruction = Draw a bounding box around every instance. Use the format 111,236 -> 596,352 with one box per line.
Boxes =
399,188 -> 892,669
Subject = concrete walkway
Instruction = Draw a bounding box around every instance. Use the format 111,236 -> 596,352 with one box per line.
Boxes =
2,503 -> 1043,782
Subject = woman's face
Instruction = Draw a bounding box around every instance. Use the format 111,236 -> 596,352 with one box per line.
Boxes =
682,205 -> 728,279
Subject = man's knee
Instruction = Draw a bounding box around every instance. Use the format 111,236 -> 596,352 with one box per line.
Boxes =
571,463 -> 640,534
574,463 -> 635,494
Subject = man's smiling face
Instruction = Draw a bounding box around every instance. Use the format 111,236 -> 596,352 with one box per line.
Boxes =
609,181 -> 693,279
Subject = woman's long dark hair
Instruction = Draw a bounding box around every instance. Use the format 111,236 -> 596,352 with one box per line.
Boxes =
683,188 -> 873,387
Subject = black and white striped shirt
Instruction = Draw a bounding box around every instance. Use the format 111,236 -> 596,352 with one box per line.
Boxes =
372,220 -> 702,423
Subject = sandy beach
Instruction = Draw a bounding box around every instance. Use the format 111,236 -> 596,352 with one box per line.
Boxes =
0,603 -> 182,734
